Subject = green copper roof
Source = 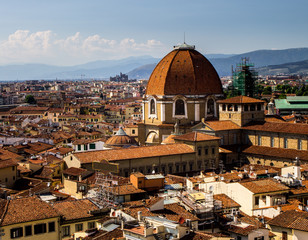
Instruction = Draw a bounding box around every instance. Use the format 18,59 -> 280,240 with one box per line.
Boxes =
286,96 -> 308,102
275,98 -> 308,109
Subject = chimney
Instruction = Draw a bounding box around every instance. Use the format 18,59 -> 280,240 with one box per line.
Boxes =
267,98 -> 275,115
294,157 -> 301,179
121,220 -> 124,230
233,215 -> 238,224
277,205 -> 281,213
137,211 -> 142,222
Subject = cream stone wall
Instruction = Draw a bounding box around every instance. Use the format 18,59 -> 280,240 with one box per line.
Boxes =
125,126 -> 138,138
175,140 -> 220,170
268,225 -> 293,240
219,103 -> 265,127
293,229 -> 308,240
227,182 -> 255,216
116,152 -> 196,177
61,220 -> 98,240
62,178 -> 84,199
63,154 -> 81,169
1,217 -> 60,240
245,155 -> 294,168
219,111 -> 265,127
244,131 -> 308,151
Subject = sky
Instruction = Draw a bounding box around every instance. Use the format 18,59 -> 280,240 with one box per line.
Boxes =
0,0 -> 307,66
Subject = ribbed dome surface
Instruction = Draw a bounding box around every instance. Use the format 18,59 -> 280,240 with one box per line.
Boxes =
105,135 -> 137,146
146,48 -> 223,96
105,128 -> 137,147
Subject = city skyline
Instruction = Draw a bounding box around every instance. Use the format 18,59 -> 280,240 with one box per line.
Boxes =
0,0 -> 307,65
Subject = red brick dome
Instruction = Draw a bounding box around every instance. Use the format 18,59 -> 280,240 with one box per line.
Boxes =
105,127 -> 138,147
146,44 -> 223,96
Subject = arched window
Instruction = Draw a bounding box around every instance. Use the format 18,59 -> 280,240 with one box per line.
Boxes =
150,99 -> 155,114
257,104 -> 261,111
207,99 -> 214,114
175,99 -> 185,115
227,104 -> 232,111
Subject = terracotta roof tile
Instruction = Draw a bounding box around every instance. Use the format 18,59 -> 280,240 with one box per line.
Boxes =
242,121 -> 308,135
240,179 -> 289,194
53,199 -> 99,221
146,48 -> 222,96
226,225 -> 259,236
122,202 -> 198,222
0,149 -> 23,165
0,196 -> 59,226
111,184 -> 145,196
161,134 -> 177,144
214,194 -> 241,208
181,231 -> 228,240
73,143 -> 195,163
218,96 -> 265,104
242,145 -> 308,161
268,210 -> 308,231
173,132 -> 220,142
0,159 -> 18,169
205,120 -> 240,131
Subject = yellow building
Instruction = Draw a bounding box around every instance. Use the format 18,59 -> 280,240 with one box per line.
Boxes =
0,196 -> 60,240
192,95 -> 308,168
64,131 -> 220,177
53,199 -> 108,240
62,167 -> 94,199
0,149 -> 23,188
138,43 -> 224,145
267,210 -> 308,240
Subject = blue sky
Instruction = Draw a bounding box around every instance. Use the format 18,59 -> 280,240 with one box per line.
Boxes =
0,0 -> 307,65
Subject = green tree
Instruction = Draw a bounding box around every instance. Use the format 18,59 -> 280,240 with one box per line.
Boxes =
262,86 -> 272,95
25,95 -> 36,104
276,85 -> 283,91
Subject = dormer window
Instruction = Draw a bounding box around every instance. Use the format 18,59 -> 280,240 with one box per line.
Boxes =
175,99 -> 185,115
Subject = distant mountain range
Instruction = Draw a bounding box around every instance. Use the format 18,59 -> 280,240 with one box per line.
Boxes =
256,59 -> 308,75
128,48 -> 308,78
1,48 -> 308,80
0,56 -> 160,81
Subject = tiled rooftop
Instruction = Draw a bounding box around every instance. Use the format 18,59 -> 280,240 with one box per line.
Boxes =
73,143 -> 195,163
240,179 -> 289,194
0,196 -> 59,226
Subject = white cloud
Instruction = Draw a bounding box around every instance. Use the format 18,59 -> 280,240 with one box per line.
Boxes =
0,30 -> 165,65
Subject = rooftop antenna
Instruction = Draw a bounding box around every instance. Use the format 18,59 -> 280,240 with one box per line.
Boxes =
184,32 -> 186,43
